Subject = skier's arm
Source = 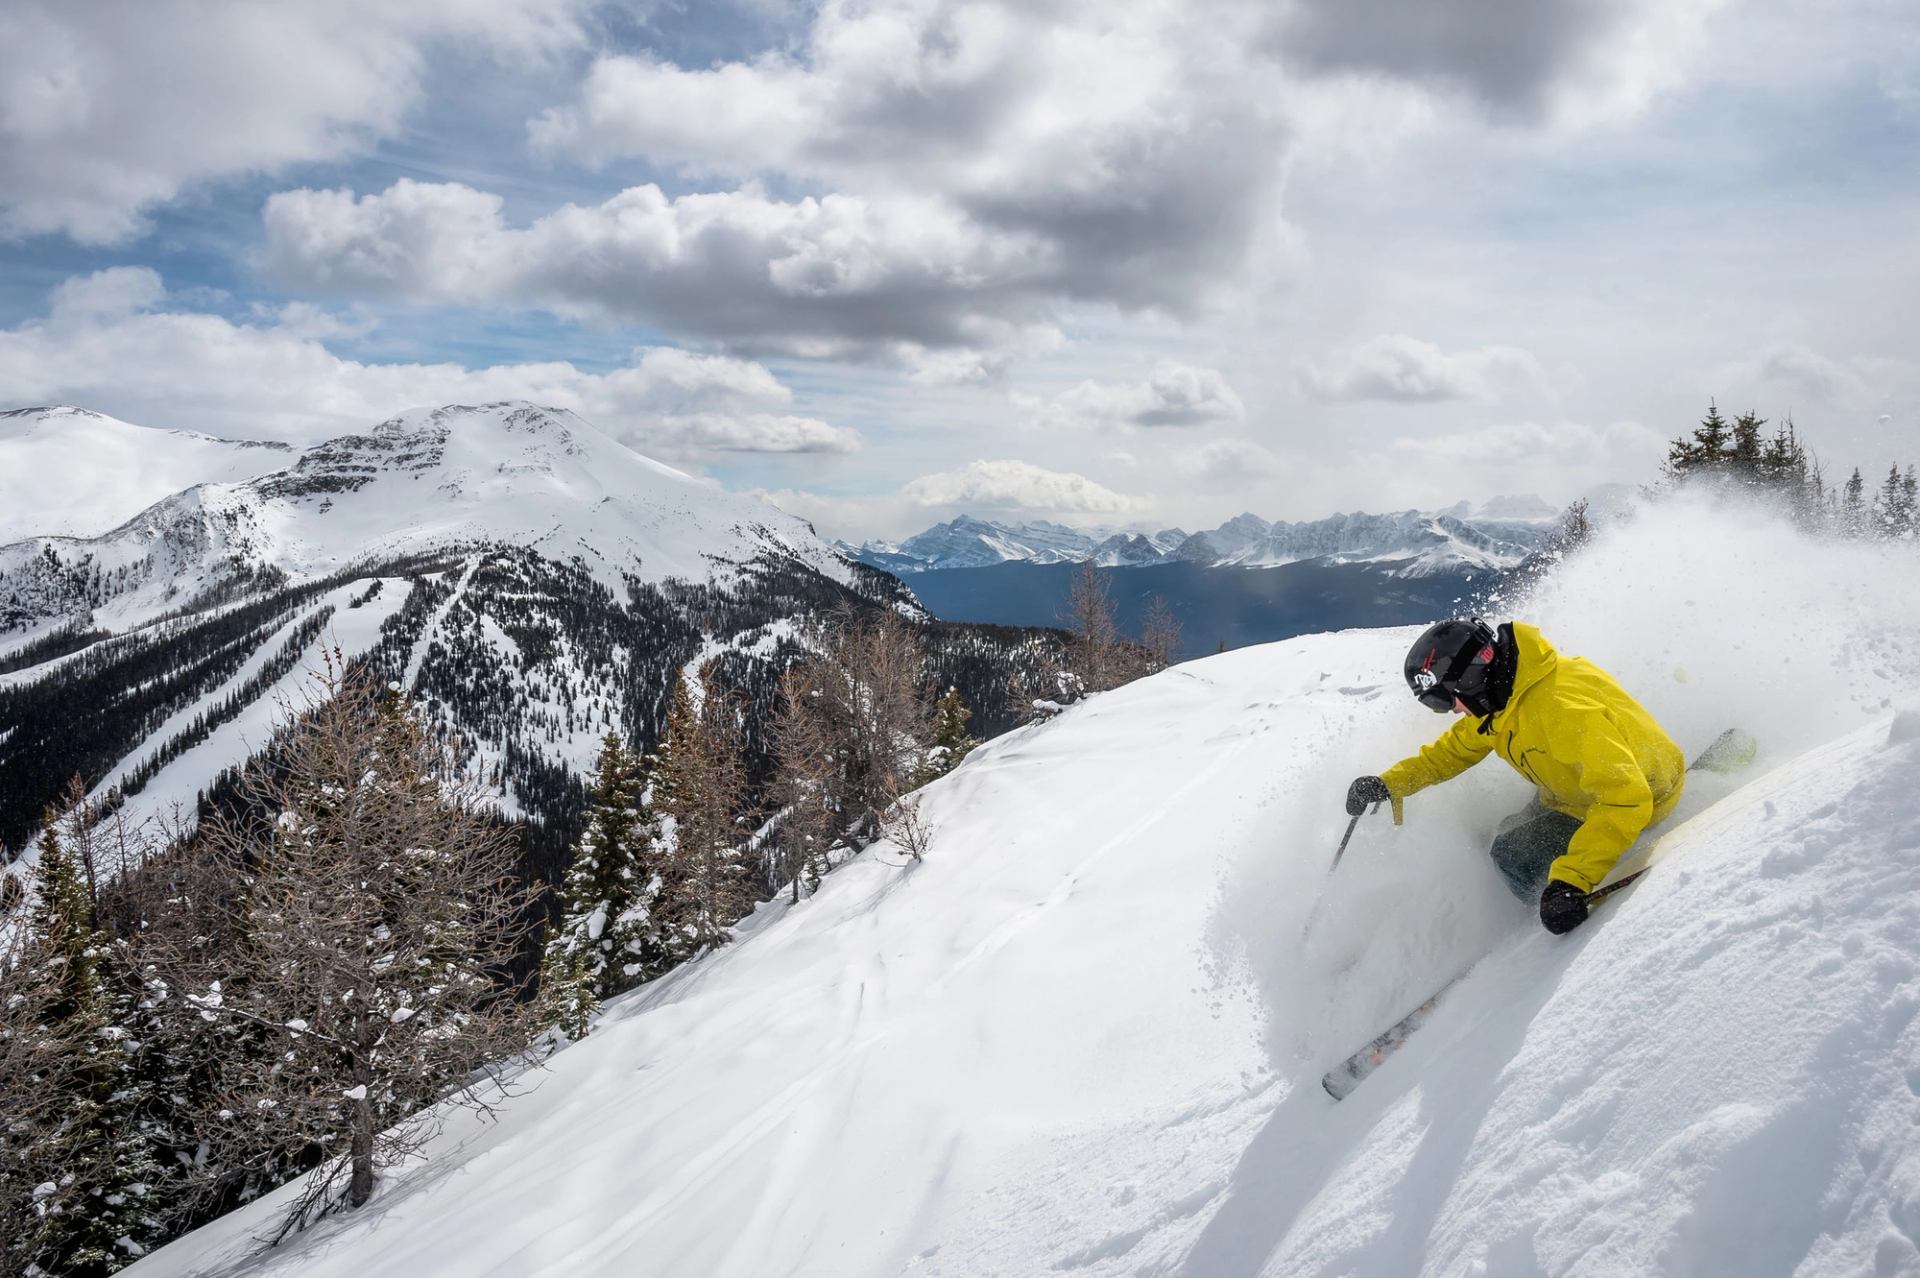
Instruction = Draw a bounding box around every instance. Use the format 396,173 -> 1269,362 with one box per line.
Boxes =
1379,715 -> 1495,800
1549,712 -> 1655,893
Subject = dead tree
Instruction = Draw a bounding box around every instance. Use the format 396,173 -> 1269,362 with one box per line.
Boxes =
1140,594 -> 1183,673
771,610 -> 934,887
651,671 -> 752,955
1064,562 -> 1123,692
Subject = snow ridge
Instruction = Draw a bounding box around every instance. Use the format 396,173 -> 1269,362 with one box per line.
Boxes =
844,501 -> 1556,577
0,402 -> 853,637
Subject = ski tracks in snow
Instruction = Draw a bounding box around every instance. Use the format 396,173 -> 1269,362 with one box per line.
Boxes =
401,555 -> 480,694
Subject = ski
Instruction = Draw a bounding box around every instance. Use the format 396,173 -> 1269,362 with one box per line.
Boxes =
1321,979 -> 1458,1100
1320,871 -> 1639,1101
1320,727 -> 1757,1101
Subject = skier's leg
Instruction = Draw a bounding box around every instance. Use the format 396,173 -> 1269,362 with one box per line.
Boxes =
1488,810 -> 1584,900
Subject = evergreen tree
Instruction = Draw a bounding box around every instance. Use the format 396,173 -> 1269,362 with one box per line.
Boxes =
539,732 -> 658,1034
4,812 -> 163,1276
1666,401 -> 1732,480
914,688 -> 979,787
1842,467 -> 1867,538
1874,463 -> 1917,539
1729,411 -> 1767,480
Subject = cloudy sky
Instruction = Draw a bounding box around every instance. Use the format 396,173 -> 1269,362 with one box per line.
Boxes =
2,0 -> 1914,539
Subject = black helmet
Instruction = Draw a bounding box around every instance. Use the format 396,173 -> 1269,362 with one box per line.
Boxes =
1403,618 -> 1498,714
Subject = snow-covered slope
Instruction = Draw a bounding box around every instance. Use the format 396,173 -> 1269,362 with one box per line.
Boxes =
0,402 -> 850,635
0,405 -> 293,543
131,497 -> 1920,1278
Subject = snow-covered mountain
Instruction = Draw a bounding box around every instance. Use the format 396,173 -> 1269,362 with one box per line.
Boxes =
0,402 -> 1059,859
128,497 -> 1920,1278
1217,509 -> 1547,575
847,515 -> 1112,571
0,402 -> 848,635
845,500 -> 1559,578
0,405 -> 294,543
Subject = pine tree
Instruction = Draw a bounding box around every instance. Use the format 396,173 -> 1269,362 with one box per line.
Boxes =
1842,467 -> 1867,538
1874,463 -> 1917,539
4,812 -> 164,1276
1666,401 -> 1732,480
540,732 -> 658,1034
914,688 -> 979,787
1729,411 -> 1767,480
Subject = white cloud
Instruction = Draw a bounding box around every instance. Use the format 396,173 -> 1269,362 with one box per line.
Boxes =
48,265 -> 167,319
1715,343 -> 1917,413
1386,418 -> 1664,496
1173,438 -> 1285,488
0,0 -> 589,243
256,2 -> 1305,367
1297,334 -> 1554,404
751,486 -> 907,543
0,269 -> 857,458
902,459 -> 1139,514
1035,362 -> 1246,429
262,179 -> 1063,364
531,2 -> 1291,310
653,412 -> 859,454
245,0 -> 1747,380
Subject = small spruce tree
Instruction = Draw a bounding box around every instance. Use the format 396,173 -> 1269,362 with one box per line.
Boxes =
1729,411 -> 1767,480
540,732 -> 658,1035
1842,467 -> 1867,538
915,688 -> 979,786
1875,463 -> 1916,539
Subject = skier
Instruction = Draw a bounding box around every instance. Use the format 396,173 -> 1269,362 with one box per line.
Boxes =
1345,618 -> 1686,935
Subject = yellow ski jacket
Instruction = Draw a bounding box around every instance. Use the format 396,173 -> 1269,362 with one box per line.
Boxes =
1379,623 -> 1686,892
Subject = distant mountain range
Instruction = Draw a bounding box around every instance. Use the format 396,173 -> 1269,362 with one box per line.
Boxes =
842,497 -> 1567,579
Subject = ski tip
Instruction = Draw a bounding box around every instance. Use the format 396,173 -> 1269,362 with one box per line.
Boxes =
1689,727 -> 1758,775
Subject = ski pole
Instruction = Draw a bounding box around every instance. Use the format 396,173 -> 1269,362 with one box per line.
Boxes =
1584,867 -> 1650,906
1329,801 -> 1382,872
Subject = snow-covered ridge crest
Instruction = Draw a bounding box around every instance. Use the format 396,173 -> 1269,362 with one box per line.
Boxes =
0,405 -> 294,543
0,401 -> 852,635
844,499 -> 1559,577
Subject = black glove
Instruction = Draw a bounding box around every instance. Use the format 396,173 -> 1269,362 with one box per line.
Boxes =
1539,879 -> 1589,934
1345,775 -> 1391,817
